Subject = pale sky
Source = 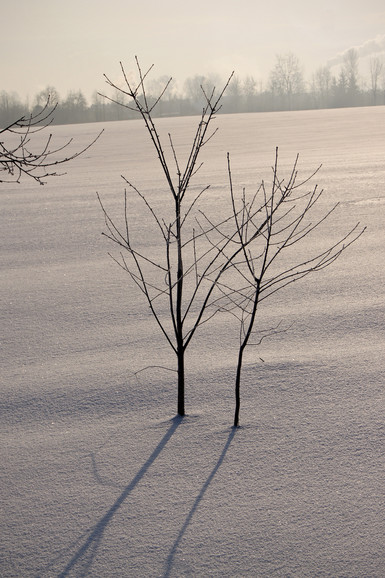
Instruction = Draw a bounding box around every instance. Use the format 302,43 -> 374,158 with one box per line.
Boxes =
2,0 -> 385,103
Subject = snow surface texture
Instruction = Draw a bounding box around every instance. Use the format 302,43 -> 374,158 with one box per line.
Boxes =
1,107 -> 384,577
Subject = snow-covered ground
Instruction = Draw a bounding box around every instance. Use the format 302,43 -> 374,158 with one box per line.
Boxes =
1,106 -> 384,577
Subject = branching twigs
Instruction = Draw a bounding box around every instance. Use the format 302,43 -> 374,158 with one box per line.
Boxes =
98,58 -> 235,416
98,58 -> 365,426
0,97 -> 102,185
219,148 -> 366,426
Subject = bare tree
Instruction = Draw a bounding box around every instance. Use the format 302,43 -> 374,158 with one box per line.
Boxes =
225,74 -> 242,112
242,75 -> 258,112
34,86 -> 61,111
369,56 -> 384,104
342,48 -> 360,104
311,66 -> 332,108
97,59 -> 365,425
270,53 -> 305,109
211,149 -> 365,426
98,58 -> 234,416
0,97 -> 102,185
183,73 -> 223,112
0,91 -> 27,126
63,90 -> 87,111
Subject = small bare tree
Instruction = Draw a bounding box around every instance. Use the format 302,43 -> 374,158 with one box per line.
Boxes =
98,58 -> 235,416
0,98 -> 102,185
210,149 -> 365,426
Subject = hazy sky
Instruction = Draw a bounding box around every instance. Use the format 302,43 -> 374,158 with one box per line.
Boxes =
2,0 -> 385,102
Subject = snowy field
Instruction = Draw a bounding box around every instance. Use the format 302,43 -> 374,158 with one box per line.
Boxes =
1,106 -> 384,577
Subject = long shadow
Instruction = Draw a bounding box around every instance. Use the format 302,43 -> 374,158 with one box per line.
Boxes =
39,415 -> 182,577
163,426 -> 237,578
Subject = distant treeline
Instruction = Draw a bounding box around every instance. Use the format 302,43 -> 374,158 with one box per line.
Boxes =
1,51 -> 384,126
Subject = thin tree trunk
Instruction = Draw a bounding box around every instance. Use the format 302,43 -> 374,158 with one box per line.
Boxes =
177,346 -> 185,416
234,286 -> 260,427
233,345 -> 244,427
176,196 -> 185,415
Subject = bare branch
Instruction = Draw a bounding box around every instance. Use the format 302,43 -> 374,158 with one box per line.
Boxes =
1,97 -> 102,185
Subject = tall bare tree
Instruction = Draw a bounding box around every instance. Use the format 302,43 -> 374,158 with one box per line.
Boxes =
311,66 -> 332,108
0,91 -> 27,126
34,86 -> 61,110
98,58 -> 234,416
342,48 -> 360,104
369,56 -> 384,105
270,53 -> 304,109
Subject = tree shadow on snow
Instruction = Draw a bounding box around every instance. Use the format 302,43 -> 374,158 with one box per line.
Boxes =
163,426 -> 237,577
37,415 -> 183,577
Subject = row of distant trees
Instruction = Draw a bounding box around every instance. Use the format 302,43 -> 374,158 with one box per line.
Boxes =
1,50 -> 384,126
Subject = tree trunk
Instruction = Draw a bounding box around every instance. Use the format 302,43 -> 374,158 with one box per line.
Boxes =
177,346 -> 185,416
233,346 -> 244,427
176,196 -> 185,416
